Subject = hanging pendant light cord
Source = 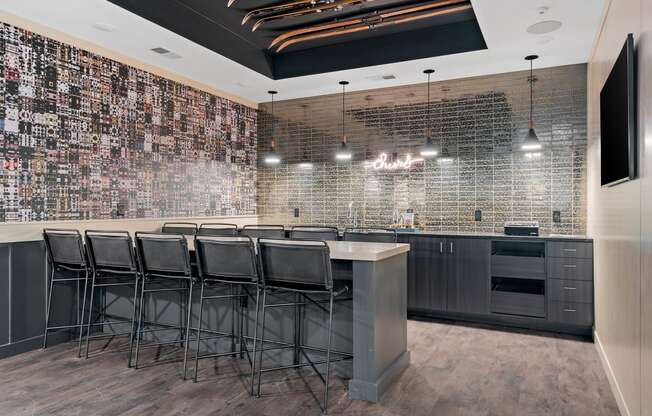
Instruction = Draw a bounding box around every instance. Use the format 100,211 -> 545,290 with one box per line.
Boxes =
427,71 -> 431,138
271,93 -> 275,142
341,83 -> 346,142
529,59 -> 533,127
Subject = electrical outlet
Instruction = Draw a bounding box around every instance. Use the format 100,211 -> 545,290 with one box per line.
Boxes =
553,210 -> 561,223
293,208 -> 300,218
474,209 -> 482,221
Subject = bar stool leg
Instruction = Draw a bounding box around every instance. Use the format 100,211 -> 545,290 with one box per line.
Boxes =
323,293 -> 335,415
77,269 -> 90,357
239,286 -> 246,360
83,274 -> 98,359
256,290 -> 267,397
133,279 -> 147,369
42,267 -> 55,349
127,276 -> 140,368
230,284 -> 237,357
192,282 -> 205,382
182,279 -> 194,380
250,287 -> 260,396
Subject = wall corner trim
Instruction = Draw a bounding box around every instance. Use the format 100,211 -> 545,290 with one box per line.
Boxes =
594,329 -> 631,416
0,10 -> 258,109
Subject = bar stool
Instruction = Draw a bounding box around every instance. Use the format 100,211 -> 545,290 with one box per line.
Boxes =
80,230 -> 140,366
343,228 -> 397,243
198,223 -> 239,236
188,235 -> 260,390
161,222 -> 198,235
241,224 -> 285,239
289,226 -> 339,241
255,238 -> 352,414
42,229 -> 89,349
133,232 -> 194,373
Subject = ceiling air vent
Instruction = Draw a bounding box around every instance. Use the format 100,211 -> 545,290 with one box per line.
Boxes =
365,74 -> 397,81
151,47 -> 183,59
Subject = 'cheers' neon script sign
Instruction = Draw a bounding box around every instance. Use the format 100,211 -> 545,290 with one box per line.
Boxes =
364,153 -> 425,171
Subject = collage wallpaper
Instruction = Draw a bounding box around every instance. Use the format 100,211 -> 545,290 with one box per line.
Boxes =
0,22 -> 257,223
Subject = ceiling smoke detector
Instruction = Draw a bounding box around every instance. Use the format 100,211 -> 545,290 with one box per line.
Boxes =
526,20 -> 562,35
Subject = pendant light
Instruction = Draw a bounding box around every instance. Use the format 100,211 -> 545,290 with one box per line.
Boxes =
521,55 -> 543,151
299,103 -> 313,169
264,90 -> 281,165
420,69 -> 439,158
335,81 -> 353,161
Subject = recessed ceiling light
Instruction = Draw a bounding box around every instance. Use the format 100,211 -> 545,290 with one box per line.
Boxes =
151,47 -> 171,54
92,23 -> 116,33
527,20 -> 562,35
150,47 -> 182,59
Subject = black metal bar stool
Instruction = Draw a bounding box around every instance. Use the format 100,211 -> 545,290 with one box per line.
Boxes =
240,224 -> 285,239
289,226 -> 339,241
80,230 -> 140,365
133,232 -> 194,373
42,229 -> 90,349
161,222 -> 198,235
255,238 -> 352,414
188,235 -> 261,390
198,223 -> 239,236
343,228 -> 397,243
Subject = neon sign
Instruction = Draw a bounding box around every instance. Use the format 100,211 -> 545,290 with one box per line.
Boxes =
364,153 -> 425,171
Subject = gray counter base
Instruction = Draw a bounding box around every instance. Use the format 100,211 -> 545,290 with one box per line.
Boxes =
349,350 -> 410,402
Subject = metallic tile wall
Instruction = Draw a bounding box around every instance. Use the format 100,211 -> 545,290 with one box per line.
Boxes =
257,64 -> 587,235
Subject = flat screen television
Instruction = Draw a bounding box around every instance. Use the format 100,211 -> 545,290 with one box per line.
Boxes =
600,33 -> 637,187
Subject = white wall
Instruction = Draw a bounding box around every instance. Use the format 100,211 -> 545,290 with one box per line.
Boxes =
587,0 -> 652,415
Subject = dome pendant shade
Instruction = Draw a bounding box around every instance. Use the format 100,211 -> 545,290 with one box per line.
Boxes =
335,136 -> 352,160
420,137 -> 439,157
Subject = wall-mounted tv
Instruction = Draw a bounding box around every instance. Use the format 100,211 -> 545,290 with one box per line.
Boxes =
600,33 -> 637,187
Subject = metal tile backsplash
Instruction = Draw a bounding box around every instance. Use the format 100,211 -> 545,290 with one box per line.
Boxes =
257,64 -> 587,235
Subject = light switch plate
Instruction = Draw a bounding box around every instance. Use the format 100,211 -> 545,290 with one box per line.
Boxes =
553,210 -> 561,223
474,209 -> 482,221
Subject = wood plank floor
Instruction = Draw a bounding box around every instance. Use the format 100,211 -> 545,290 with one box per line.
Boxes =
0,320 -> 619,416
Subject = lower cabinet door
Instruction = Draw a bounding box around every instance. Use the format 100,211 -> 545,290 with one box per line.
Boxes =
447,238 -> 490,315
402,236 -> 447,312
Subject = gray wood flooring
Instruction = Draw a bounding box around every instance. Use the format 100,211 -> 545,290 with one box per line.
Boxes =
0,320 -> 619,415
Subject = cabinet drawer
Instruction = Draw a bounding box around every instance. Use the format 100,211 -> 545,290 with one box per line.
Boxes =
491,255 -> 545,279
548,279 -> 593,303
548,301 -> 593,326
548,258 -> 593,281
491,291 -> 545,318
547,242 -> 593,259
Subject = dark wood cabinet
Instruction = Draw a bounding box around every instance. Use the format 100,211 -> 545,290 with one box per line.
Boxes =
447,238 -> 490,315
400,235 -> 447,311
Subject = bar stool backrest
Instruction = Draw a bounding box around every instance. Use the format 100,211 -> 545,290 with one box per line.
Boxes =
135,232 -> 192,278
258,238 -> 332,290
43,229 -> 86,269
195,236 -> 258,283
241,224 -> 285,239
343,228 -> 397,243
161,222 -> 198,235
85,230 -> 137,274
198,223 -> 239,237
289,226 -> 339,241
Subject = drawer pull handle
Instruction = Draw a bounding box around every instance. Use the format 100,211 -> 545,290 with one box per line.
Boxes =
563,308 -> 577,312
563,287 -> 577,290
563,265 -> 577,268
563,248 -> 577,252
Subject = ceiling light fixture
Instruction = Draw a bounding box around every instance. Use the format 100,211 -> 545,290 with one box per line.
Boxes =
264,90 -> 281,165
522,55 -> 543,152
526,20 -> 562,35
420,69 -> 439,158
335,81 -> 353,161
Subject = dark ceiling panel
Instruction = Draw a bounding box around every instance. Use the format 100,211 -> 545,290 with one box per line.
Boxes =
108,0 -> 486,80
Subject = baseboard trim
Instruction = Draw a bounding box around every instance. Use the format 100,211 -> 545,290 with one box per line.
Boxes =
0,332 -> 71,359
594,330 -> 630,416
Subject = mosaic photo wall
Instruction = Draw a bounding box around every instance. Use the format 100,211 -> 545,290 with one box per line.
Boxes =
0,22 -> 257,222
